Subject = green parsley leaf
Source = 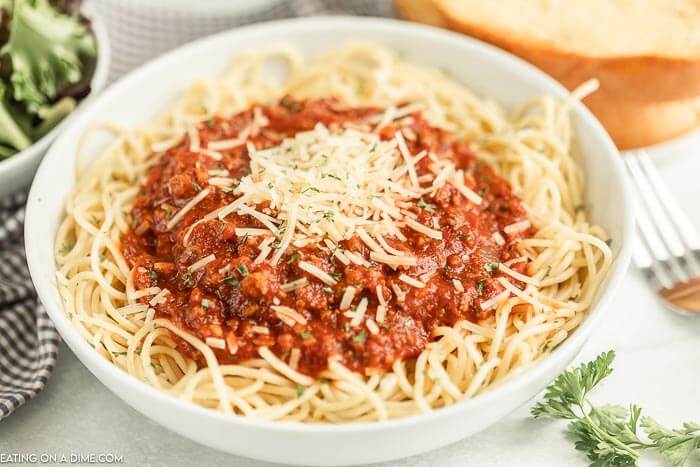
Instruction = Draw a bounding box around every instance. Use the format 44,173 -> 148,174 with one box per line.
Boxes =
300,330 -> 312,340
642,418 -> 700,467
223,277 -> 239,287
201,299 -> 211,308
149,270 -> 158,280
296,384 -> 305,397
484,262 -> 499,273
237,263 -> 249,277
417,197 -> 436,213
287,252 -> 301,264
322,286 -> 334,294
330,272 -> 343,282
476,279 -> 487,296
529,351 -> 700,467
353,330 -> 367,344
281,98 -> 302,113
60,243 -> 74,255
575,203 -> 586,214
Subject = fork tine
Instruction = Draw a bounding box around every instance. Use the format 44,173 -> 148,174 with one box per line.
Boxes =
638,151 -> 700,251
626,153 -> 686,257
625,154 -> 691,284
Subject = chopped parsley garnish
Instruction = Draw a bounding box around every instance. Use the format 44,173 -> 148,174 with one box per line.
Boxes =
98,254 -> 106,262
322,286 -> 334,294
112,352 -> 127,357
287,252 -> 301,264
205,118 -> 216,128
60,243 -> 74,255
574,203 -> 586,214
605,238 -> 613,247
182,271 -> 193,287
300,330 -> 312,340
533,351 -> 700,467
201,299 -> 211,308
302,186 -> 320,194
484,262 -> 499,273
192,182 -> 202,192
296,384 -> 305,398
353,330 -> 367,344
476,279 -> 487,296
330,272 -> 343,282
281,98 -> 302,113
237,263 -> 249,277
149,270 -> 158,280
267,182 -> 274,189
223,277 -> 240,287
417,197 -> 436,213
322,173 -> 342,181
322,211 -> 334,221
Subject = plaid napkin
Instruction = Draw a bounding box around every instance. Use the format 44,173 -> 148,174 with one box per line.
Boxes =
0,0 -> 394,420
0,192 -> 59,419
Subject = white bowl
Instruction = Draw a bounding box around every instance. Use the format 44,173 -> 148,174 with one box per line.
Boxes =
0,4 -> 110,198
25,17 -> 634,466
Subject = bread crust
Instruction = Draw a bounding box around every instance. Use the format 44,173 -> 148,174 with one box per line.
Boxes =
394,0 -> 450,28
434,0 -> 700,103
587,92 -> 700,150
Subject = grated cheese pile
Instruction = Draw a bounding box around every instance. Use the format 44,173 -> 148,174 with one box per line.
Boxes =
208,122 -> 481,267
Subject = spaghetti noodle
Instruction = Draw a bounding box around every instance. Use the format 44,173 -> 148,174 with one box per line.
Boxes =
55,43 -> 612,422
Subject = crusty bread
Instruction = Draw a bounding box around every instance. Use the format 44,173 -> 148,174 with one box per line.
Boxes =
394,0 -> 449,28
588,93 -> 700,150
434,0 -> 700,103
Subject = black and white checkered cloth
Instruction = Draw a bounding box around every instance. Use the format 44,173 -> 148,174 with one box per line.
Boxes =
0,0 -> 395,420
0,192 -> 59,420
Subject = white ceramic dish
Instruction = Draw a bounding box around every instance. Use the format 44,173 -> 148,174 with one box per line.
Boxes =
25,17 -> 634,466
0,4 -> 110,198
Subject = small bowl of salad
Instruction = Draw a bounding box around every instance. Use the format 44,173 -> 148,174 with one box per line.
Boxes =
0,0 -> 109,197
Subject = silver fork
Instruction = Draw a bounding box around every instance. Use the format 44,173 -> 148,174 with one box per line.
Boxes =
624,151 -> 700,315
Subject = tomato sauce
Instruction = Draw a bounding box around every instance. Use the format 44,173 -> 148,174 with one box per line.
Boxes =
122,98 -> 533,376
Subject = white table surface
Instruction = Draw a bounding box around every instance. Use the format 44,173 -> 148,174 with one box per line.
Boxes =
2,149 -> 699,466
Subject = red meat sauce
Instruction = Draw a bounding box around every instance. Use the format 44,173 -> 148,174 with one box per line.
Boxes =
121,97 -> 534,377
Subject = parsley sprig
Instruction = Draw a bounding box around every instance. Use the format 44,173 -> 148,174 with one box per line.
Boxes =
532,351 -> 700,466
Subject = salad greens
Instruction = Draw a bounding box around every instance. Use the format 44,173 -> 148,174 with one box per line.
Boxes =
0,0 -> 95,157
532,351 -> 700,466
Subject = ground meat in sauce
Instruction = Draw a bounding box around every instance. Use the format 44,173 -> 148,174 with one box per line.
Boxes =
121,98 -> 534,377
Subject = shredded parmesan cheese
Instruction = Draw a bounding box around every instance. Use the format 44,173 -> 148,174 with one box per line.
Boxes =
188,254 -> 216,272
340,286 -> 357,310
504,220 -> 531,235
399,274 -> 426,289
206,337 -> 226,350
298,261 -> 338,286
272,305 -> 308,326
350,297 -> 368,326
166,188 -> 211,231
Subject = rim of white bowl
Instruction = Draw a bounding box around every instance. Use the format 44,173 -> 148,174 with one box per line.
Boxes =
25,16 -> 635,434
0,4 -> 111,182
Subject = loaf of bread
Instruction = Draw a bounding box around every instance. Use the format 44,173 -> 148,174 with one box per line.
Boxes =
394,0 -> 700,149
